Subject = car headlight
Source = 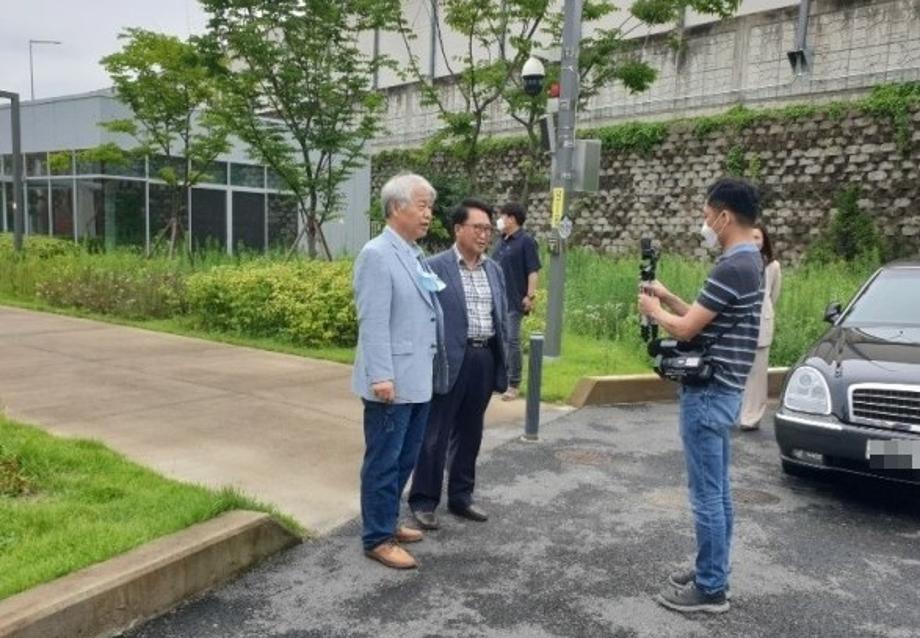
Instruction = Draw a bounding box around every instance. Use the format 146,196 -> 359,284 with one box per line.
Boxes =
782,366 -> 832,415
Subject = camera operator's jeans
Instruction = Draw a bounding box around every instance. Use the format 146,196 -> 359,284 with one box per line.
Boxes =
679,382 -> 742,594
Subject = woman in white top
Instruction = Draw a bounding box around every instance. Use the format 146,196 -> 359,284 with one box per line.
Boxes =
740,222 -> 782,430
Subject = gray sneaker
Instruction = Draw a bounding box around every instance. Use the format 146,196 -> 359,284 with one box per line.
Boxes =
656,582 -> 729,614
668,568 -> 732,600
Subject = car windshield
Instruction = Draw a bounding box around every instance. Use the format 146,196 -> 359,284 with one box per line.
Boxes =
842,268 -> 920,327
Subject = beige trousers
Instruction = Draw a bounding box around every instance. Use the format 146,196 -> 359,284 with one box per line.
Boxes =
740,346 -> 770,427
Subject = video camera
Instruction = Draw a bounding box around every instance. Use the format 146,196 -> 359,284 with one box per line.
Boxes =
639,239 -> 714,385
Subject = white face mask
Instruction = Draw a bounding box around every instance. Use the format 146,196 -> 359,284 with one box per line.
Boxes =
700,221 -> 719,249
496,216 -> 506,232
700,212 -> 727,249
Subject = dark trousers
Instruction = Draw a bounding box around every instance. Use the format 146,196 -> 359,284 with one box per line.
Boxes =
360,400 -> 430,550
409,345 -> 495,512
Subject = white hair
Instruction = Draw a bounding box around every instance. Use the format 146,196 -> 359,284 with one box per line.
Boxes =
380,173 -> 436,218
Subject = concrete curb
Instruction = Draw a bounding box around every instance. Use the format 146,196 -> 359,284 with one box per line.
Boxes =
569,367 -> 791,407
0,510 -> 301,638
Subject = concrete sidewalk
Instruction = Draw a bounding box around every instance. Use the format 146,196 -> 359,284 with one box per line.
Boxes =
0,306 -> 569,533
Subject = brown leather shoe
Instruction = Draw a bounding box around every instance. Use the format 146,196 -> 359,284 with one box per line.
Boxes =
364,540 -> 418,569
395,525 -> 423,543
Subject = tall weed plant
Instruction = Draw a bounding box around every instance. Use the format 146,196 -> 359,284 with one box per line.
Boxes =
532,248 -> 872,367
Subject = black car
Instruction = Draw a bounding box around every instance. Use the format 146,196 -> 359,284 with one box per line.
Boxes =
774,260 -> 920,485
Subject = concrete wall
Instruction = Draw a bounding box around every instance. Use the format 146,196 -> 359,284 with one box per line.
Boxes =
372,0 -> 920,149
372,103 -> 920,262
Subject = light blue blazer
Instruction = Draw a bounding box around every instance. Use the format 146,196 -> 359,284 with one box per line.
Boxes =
351,226 -> 448,404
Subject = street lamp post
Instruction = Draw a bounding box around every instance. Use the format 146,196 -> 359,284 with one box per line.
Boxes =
519,0 -> 584,358
29,39 -> 62,101
544,0 -> 583,357
0,90 -> 25,251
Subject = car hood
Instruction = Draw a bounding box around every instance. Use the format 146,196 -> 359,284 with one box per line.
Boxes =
806,325 -> 920,385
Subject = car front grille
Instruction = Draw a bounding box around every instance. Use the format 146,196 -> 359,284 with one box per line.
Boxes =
849,384 -> 920,432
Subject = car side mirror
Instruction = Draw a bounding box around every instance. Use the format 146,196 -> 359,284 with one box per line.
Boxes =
824,302 -> 842,324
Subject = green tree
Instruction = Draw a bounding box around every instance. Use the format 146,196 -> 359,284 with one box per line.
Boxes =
808,186 -> 886,265
398,1 -> 740,200
201,0 -> 400,259
100,29 -> 230,257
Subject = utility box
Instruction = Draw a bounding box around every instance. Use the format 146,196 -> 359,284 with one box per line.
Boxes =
573,139 -> 601,192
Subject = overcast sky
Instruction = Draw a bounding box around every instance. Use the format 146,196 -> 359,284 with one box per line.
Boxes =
0,0 -> 209,101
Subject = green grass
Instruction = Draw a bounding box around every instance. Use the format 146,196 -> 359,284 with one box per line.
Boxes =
523,332 -> 649,402
0,235 -> 880,404
0,415 -> 303,601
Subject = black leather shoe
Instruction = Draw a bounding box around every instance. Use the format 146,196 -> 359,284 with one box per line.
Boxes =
448,503 -> 488,522
412,509 -> 440,530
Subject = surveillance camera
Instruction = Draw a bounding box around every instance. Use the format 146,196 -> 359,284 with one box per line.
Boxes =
521,56 -> 545,97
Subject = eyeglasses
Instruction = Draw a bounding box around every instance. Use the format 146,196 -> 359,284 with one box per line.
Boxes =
461,223 -> 494,235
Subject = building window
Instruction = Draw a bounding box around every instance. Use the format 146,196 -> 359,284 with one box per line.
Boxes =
75,179 -> 146,248
25,153 -> 47,178
191,188 -> 226,251
148,183 -> 183,248
49,152 -> 74,177
51,180 -> 74,239
268,193 -> 299,250
27,182 -> 49,234
232,191 -> 265,252
231,163 -> 264,189
197,161 -> 227,186
150,156 -> 187,183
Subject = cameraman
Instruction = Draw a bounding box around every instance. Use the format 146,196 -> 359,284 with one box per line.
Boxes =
638,178 -> 763,615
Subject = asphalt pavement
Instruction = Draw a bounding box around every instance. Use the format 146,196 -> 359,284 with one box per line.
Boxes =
129,402 -> 920,638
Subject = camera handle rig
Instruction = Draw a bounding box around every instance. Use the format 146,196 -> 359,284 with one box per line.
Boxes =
638,238 -> 714,384
639,238 -> 659,343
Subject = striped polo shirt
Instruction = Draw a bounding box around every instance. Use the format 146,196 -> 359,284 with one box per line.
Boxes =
696,243 -> 764,391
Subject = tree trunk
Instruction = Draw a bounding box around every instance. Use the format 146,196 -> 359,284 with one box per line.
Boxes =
305,215 -> 318,259
316,220 -> 332,261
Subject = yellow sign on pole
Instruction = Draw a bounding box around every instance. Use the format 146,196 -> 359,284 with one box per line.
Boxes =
551,187 -> 564,227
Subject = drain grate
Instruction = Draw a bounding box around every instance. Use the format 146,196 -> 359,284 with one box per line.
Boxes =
734,488 -> 781,506
555,448 -> 611,466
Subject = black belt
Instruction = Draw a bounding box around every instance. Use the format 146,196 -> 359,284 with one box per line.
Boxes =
467,337 -> 495,348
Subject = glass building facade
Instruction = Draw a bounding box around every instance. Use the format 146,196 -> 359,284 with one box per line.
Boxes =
0,151 -> 299,253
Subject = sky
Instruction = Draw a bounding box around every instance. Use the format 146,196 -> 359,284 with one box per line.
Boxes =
0,0 -> 800,101
0,0 -> 210,101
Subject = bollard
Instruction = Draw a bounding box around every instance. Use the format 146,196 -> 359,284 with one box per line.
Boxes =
522,333 -> 544,442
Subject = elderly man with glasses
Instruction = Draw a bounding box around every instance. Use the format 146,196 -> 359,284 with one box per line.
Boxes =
409,198 -> 510,530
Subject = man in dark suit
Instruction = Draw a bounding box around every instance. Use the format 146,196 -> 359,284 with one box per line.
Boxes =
409,198 -> 509,529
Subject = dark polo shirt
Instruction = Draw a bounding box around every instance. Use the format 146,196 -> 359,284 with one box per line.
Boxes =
491,229 -> 541,314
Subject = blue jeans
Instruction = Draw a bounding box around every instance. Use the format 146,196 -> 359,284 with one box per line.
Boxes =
679,382 -> 742,594
360,400 -> 430,551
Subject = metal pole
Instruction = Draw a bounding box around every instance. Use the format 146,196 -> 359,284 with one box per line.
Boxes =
1,91 -> 26,252
544,0 -> 583,358
29,42 -> 35,101
794,0 -> 811,52
522,333 -> 544,442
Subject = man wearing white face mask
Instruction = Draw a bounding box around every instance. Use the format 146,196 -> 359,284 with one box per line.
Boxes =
639,178 -> 764,614
492,202 -> 541,401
